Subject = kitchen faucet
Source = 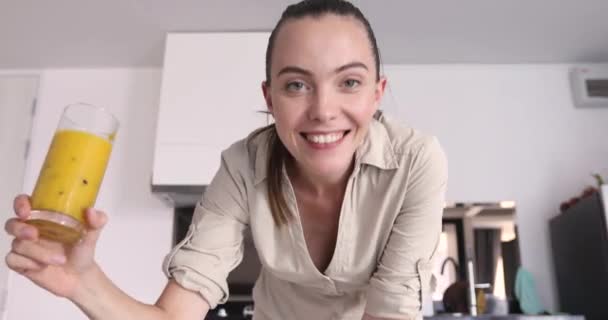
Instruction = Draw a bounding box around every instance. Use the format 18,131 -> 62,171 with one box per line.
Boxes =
440,257 -> 460,276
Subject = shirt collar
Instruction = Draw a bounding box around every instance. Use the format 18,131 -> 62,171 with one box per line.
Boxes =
355,114 -> 399,171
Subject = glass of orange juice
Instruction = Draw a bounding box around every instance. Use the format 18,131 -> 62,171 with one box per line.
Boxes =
26,103 -> 118,244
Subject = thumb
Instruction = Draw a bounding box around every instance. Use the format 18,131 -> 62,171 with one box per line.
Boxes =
81,208 -> 108,246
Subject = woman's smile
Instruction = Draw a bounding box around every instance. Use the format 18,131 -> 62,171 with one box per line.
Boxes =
300,130 -> 351,150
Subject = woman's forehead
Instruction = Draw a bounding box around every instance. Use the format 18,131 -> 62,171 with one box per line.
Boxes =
271,15 -> 375,75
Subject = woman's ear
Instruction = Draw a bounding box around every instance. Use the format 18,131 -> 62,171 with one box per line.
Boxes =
262,81 -> 273,113
375,76 -> 387,105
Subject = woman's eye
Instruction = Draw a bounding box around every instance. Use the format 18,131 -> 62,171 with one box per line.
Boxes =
286,81 -> 306,91
343,79 -> 361,88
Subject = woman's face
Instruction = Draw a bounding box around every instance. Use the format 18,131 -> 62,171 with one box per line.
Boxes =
263,14 -> 386,180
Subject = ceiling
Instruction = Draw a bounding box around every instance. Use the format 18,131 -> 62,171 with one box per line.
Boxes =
1,0 -> 608,69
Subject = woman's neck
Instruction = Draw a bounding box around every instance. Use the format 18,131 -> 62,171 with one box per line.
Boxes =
286,158 -> 354,198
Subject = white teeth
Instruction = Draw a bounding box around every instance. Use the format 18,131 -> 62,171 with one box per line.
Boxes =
305,132 -> 345,144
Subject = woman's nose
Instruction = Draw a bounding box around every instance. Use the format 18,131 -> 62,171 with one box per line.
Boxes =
308,87 -> 338,122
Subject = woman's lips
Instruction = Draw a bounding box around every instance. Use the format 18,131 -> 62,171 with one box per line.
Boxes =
300,130 -> 350,150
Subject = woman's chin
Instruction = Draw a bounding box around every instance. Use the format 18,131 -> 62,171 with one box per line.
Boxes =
303,160 -> 353,181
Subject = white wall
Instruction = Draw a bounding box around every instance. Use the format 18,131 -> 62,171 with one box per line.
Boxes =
381,64 -> 608,312
7,69 -> 173,320
0,76 -> 38,319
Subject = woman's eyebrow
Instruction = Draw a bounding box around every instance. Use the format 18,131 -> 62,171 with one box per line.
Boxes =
334,61 -> 368,73
276,61 -> 368,78
277,66 -> 312,77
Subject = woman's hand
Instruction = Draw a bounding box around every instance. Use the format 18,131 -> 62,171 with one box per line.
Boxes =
4,194 -> 108,299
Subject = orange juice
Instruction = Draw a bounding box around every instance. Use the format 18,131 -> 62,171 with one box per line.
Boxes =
28,129 -> 113,244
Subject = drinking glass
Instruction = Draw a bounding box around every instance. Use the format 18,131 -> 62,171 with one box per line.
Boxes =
26,103 -> 118,244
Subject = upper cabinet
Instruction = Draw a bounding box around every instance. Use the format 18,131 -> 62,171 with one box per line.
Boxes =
152,32 -> 270,190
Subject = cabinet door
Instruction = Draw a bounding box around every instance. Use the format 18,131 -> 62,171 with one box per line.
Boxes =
154,32 -> 270,186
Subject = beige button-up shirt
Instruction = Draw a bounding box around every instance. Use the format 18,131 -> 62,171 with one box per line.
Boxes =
163,112 -> 448,320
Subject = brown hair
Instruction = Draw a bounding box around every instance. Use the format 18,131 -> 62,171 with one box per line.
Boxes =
263,0 -> 381,226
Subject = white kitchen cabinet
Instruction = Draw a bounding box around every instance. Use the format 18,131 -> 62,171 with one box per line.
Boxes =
152,32 -> 270,190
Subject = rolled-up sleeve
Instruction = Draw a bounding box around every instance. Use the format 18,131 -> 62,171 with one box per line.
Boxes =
365,136 -> 448,319
162,142 -> 250,309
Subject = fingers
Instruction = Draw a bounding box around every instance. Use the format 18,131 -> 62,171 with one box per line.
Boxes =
81,208 -> 108,246
13,194 -> 32,219
11,238 -> 66,266
5,252 -> 45,272
85,208 -> 108,231
5,218 -> 38,240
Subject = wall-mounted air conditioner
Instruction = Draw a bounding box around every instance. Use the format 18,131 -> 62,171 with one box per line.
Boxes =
569,65 -> 608,108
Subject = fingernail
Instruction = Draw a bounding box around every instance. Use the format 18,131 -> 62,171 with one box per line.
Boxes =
51,255 -> 66,265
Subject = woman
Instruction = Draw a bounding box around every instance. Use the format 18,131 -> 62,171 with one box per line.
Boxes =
5,1 -> 447,319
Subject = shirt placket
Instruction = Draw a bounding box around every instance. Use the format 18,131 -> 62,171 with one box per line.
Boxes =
282,168 -> 337,294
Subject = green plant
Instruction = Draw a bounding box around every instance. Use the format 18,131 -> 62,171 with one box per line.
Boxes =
592,173 -> 605,187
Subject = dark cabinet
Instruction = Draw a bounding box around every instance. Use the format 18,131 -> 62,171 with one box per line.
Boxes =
550,190 -> 608,320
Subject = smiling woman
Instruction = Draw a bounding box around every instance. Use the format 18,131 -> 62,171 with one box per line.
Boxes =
4,1 -> 447,320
